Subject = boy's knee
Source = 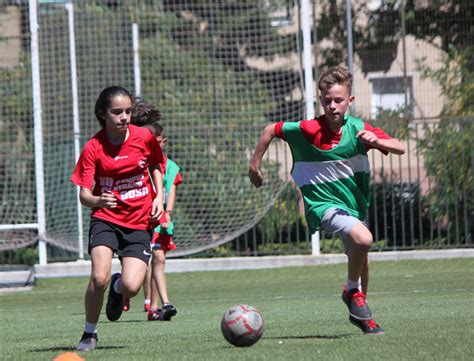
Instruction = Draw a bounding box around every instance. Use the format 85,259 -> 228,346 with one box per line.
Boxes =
350,226 -> 373,248
152,250 -> 166,265
357,234 -> 373,248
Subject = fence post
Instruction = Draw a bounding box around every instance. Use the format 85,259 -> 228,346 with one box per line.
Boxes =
65,1 -> 84,259
132,23 -> 141,97
311,231 -> 320,256
301,0 -> 315,118
345,0 -> 355,114
301,0 -> 320,256
29,0 -> 47,265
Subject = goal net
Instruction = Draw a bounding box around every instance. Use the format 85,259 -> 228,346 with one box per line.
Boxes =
0,1 -> 307,257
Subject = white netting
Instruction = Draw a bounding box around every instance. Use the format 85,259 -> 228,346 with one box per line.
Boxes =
0,3 -> 38,251
0,1 -> 306,257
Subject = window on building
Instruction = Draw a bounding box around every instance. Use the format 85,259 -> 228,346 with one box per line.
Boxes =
370,75 -> 412,118
266,0 -> 293,28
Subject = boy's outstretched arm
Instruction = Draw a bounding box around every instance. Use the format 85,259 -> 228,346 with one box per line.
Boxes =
248,123 -> 277,188
356,130 -> 405,155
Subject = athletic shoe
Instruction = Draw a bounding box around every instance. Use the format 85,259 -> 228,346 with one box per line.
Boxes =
342,288 -> 372,320
349,315 -> 384,335
123,297 -> 130,312
161,304 -> 177,321
106,273 -> 124,322
144,303 -> 151,312
147,309 -> 162,321
76,332 -> 98,351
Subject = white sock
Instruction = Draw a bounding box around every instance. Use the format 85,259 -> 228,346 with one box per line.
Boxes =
144,299 -> 151,305
84,321 -> 97,334
113,278 -> 121,294
346,278 -> 361,291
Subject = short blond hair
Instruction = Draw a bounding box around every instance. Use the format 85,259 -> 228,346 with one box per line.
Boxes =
318,66 -> 353,93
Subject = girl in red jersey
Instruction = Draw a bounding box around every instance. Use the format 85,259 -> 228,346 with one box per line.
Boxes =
71,86 -> 165,351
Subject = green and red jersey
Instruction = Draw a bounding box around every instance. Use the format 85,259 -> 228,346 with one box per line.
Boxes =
155,156 -> 182,236
275,115 -> 392,233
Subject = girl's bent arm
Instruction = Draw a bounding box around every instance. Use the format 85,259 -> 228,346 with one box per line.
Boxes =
79,187 -> 118,209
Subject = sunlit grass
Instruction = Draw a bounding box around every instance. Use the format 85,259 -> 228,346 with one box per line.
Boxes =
1,258 -> 473,360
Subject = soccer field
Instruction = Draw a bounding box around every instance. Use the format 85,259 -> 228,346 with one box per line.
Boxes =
1,258 -> 473,361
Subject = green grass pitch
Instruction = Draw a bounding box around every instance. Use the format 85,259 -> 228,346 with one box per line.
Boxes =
1,258 -> 473,360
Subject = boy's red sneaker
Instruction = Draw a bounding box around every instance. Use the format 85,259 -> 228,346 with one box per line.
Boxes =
349,315 -> 384,335
147,309 -> 162,321
342,288 -> 372,320
123,297 -> 130,311
144,303 -> 151,312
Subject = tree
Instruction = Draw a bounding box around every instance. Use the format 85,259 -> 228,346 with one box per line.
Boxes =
314,0 -> 474,73
363,0 -> 474,71
416,46 -> 473,244
1,1 -> 309,256
375,0 -> 472,52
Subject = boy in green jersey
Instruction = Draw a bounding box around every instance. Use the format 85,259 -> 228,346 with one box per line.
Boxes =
248,66 -> 405,334
142,121 -> 181,321
122,98 -> 182,321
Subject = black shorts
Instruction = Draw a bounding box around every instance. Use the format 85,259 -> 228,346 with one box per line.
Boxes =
88,218 -> 153,264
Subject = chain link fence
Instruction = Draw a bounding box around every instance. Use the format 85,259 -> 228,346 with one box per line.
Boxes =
0,1 -> 472,266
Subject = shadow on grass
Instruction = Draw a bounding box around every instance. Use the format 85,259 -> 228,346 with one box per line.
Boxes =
94,319 -> 146,324
69,310 -> 148,321
265,333 -> 352,340
67,317 -> 147,322
29,345 -> 126,353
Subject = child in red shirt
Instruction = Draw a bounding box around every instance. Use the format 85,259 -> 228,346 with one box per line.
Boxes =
71,86 -> 165,351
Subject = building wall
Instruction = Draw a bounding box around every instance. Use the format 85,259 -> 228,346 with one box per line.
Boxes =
0,6 -> 21,69
354,35 -> 445,120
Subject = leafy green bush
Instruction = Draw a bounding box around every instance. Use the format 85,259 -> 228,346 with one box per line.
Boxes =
0,247 -> 38,267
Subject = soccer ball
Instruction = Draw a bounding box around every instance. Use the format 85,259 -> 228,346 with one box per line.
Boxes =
221,304 -> 264,347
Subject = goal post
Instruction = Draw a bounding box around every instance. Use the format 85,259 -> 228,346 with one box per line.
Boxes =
29,0 -> 47,265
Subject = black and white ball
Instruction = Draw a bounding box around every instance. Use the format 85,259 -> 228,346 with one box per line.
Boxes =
221,304 -> 264,347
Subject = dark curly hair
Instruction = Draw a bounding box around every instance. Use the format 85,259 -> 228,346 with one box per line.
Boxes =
143,122 -> 164,138
131,97 -> 163,127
